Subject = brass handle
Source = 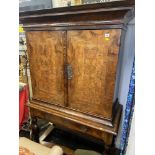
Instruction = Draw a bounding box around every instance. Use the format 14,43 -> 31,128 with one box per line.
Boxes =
66,64 -> 73,80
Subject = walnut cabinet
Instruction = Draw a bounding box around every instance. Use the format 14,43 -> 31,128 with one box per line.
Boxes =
20,1 -> 134,148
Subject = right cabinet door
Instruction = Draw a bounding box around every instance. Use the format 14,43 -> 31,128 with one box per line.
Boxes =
67,29 -> 121,119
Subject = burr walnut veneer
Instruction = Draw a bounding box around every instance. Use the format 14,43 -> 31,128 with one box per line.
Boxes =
20,1 -> 134,148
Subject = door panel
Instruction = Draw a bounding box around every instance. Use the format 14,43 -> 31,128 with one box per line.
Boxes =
26,31 -> 65,106
67,30 -> 121,119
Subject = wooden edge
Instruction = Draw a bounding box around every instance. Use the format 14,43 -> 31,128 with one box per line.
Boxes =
23,21 -> 123,28
23,24 -> 124,31
112,103 -> 122,135
29,100 -> 113,126
20,8 -> 132,20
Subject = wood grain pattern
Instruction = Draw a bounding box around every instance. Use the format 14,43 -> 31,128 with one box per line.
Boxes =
26,31 -> 66,106
67,29 -> 121,119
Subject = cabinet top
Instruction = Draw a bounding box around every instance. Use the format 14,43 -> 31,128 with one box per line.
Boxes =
20,1 -> 135,29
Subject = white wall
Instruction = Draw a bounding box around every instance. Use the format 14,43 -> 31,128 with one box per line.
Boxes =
115,18 -> 135,149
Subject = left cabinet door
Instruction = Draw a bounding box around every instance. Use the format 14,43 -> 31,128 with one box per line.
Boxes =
26,31 -> 66,106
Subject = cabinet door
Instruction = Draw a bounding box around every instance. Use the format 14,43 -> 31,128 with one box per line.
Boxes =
67,30 -> 121,119
26,31 -> 66,106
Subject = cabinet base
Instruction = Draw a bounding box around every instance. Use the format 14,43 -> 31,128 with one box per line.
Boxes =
28,99 -> 122,146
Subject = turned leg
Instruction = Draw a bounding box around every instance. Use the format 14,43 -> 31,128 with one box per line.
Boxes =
103,136 -> 116,155
30,117 -> 39,143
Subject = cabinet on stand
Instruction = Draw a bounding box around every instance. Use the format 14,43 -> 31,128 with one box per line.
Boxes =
20,1 -> 134,153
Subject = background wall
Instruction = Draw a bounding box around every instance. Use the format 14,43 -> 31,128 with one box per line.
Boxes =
115,18 -> 135,149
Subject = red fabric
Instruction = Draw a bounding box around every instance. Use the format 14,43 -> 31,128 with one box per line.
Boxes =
19,85 -> 29,129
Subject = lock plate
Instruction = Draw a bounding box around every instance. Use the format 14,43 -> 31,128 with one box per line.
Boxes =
66,64 -> 73,80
